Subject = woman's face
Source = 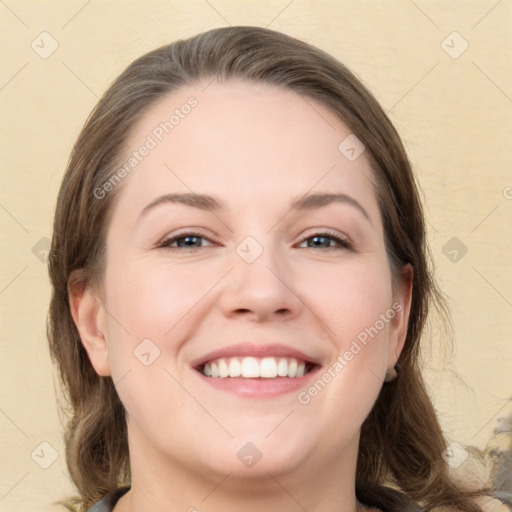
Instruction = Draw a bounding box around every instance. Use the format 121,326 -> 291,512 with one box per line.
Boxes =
78,80 -> 411,484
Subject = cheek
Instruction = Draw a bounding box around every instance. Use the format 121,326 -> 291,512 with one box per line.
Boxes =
295,264 -> 393,432
100,261 -> 195,430
300,258 -> 394,386
302,257 -> 394,335
101,258 -> 222,379
104,259 -> 207,332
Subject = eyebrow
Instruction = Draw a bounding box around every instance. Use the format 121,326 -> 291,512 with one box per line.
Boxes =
138,192 -> 371,223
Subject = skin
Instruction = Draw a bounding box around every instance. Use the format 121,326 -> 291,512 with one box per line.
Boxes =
70,80 -> 412,512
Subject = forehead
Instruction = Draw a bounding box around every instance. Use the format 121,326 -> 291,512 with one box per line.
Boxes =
113,79 -> 377,218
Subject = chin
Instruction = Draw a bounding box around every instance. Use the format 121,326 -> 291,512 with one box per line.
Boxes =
206,427 -> 317,478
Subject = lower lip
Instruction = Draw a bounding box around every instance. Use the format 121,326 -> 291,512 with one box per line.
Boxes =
194,367 -> 320,397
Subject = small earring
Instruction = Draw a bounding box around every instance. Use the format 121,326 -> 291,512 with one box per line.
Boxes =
384,366 -> 398,382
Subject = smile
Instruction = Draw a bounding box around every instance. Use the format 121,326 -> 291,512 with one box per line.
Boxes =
201,356 -> 315,379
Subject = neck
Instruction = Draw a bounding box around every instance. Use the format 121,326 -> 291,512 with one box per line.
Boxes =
117,423 -> 362,512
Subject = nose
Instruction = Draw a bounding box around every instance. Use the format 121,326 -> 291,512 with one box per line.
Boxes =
218,239 -> 303,323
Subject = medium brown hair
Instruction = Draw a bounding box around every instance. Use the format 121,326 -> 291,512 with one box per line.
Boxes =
48,26 -> 485,510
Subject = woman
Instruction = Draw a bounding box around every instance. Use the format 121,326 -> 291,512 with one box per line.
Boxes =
48,26 -> 494,511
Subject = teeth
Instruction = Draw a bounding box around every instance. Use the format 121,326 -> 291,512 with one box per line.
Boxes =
228,358 -> 241,377
277,358 -> 288,377
241,357 -> 259,378
218,359 -> 229,378
288,359 -> 298,378
260,357 -> 277,378
201,356 -> 311,379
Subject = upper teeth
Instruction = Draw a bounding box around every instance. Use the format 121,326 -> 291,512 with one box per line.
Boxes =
202,357 -> 308,379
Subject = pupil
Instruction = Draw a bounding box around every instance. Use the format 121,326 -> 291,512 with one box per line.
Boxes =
310,236 -> 329,248
180,236 -> 200,247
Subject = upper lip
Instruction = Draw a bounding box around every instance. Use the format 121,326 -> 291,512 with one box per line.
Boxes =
190,342 -> 321,369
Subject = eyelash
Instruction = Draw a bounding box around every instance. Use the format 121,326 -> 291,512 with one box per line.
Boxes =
158,230 -> 353,251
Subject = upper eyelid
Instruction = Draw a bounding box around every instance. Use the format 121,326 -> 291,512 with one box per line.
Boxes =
159,231 -> 216,247
159,228 -> 352,247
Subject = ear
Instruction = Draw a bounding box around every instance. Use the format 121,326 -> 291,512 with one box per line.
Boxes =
68,270 -> 111,376
387,264 -> 413,369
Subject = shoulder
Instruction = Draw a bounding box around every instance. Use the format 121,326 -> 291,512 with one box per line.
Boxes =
85,487 -> 130,512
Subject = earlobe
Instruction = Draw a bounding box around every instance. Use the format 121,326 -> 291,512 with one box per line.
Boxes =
388,264 -> 413,367
68,271 -> 111,377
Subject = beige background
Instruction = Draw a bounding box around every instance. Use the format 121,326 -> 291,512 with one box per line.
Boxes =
0,1 -> 511,510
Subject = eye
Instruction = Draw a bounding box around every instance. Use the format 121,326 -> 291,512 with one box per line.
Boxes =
158,230 -> 352,251
159,232 -> 217,250
297,231 -> 352,250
